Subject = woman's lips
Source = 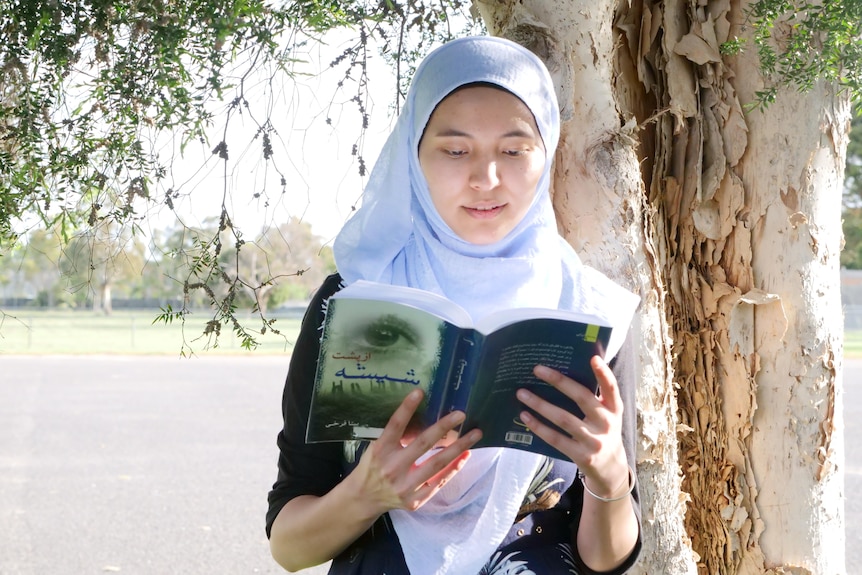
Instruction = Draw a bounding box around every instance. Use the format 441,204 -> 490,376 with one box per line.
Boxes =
464,204 -> 505,218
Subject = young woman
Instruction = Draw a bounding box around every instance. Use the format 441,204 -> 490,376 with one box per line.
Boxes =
267,36 -> 642,574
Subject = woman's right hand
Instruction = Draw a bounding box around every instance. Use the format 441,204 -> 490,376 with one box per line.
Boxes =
270,389 -> 481,571
347,388 -> 482,515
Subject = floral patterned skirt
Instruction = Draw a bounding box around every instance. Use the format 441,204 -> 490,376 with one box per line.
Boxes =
328,506 -> 584,575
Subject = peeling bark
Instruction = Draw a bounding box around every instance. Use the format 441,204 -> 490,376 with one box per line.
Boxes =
477,1 -> 696,573
615,0 -> 848,573
474,0 -> 847,572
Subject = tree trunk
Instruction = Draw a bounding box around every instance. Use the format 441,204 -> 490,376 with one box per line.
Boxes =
475,0 -> 849,573
477,1 -> 696,572
101,281 -> 113,316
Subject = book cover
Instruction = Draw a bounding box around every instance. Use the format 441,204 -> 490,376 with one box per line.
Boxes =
305,281 -> 616,459
306,296 -> 458,442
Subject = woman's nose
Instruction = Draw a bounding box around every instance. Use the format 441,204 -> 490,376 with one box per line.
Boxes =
469,156 -> 500,190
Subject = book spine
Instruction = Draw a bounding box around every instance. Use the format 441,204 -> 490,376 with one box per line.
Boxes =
442,329 -> 484,414
422,323 -> 464,426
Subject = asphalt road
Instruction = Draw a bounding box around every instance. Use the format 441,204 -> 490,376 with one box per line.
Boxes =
0,356 -> 859,575
0,355 -> 325,575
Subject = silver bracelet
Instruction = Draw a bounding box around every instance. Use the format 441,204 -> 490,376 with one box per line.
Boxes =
578,465 -> 636,502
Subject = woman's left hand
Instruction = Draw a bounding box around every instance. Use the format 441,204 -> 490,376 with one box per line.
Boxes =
516,356 -> 630,499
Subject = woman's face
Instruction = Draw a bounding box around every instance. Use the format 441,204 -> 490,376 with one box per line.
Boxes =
418,86 -> 546,245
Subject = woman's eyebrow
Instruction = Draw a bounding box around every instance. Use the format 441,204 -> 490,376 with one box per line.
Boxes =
430,128 -> 471,138
429,128 -> 536,139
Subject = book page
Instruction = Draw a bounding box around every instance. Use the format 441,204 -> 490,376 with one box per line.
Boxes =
463,318 -> 612,459
475,307 -> 627,360
335,280 -> 472,327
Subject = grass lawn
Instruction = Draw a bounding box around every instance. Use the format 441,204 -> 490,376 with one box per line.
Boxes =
1,308 -> 859,359
846,330 -> 862,359
0,309 -> 302,356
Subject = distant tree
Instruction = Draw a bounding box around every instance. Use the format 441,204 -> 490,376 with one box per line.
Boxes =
239,217 -> 335,314
147,215 -> 333,350
145,218 -> 226,306
841,209 -> 862,268
0,228 -> 64,305
843,108 -> 862,268
848,110 -> 862,202
59,223 -> 147,313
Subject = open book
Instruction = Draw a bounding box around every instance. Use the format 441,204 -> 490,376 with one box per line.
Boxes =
306,280 -> 628,459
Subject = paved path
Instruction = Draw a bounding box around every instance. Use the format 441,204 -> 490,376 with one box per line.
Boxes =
0,356 -> 329,575
0,355 -> 858,574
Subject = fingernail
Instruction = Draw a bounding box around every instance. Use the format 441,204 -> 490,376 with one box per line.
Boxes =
516,389 -> 531,401
520,411 -> 533,423
450,411 -> 465,424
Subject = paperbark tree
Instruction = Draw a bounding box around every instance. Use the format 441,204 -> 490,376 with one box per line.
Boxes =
476,0 -> 849,573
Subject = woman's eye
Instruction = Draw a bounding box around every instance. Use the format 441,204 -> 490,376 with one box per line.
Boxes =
445,149 -> 467,157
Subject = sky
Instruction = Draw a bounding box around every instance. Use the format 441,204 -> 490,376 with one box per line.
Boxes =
145,30 -> 399,244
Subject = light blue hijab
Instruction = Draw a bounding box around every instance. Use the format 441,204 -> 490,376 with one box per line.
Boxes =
333,36 -> 639,574
333,35 -> 574,321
